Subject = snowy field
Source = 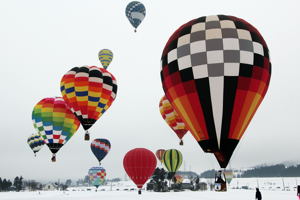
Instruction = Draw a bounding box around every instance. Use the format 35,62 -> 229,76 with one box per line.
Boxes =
0,190 -> 296,200
0,178 -> 298,200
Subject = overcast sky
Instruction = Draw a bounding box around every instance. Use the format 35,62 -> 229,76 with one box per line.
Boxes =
0,0 -> 300,182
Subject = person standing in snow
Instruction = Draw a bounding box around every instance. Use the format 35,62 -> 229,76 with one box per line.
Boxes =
255,188 -> 262,200
297,185 -> 300,200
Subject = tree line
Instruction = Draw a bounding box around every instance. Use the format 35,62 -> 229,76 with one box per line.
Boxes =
199,164 -> 300,178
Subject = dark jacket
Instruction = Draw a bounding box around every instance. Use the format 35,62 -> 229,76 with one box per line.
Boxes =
256,190 -> 262,200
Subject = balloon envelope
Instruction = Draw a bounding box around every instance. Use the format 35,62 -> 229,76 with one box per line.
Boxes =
155,149 -> 165,163
125,1 -> 146,31
123,148 -> 156,190
60,66 -> 118,140
32,97 -> 80,161
159,96 -> 188,144
160,15 -> 271,168
162,149 -> 183,175
27,133 -> 44,155
91,138 -> 111,164
98,49 -> 113,69
88,166 -> 106,188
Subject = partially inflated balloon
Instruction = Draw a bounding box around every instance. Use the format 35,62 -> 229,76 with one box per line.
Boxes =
160,15 -> 271,168
162,149 -> 183,178
98,49 -> 113,69
224,170 -> 234,184
125,1 -> 146,32
123,148 -> 156,194
60,66 -> 118,140
27,133 -> 44,156
155,149 -> 165,164
32,97 -> 80,161
91,138 -> 111,165
159,96 -> 188,145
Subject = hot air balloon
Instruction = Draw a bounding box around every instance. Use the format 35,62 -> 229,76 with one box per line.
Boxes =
162,149 -> 183,178
27,133 -> 44,156
98,49 -> 113,69
123,148 -> 156,194
125,1 -> 146,32
155,149 -> 165,164
174,174 -> 183,184
88,166 -> 106,190
60,66 -> 118,140
159,96 -> 188,145
224,170 -> 234,184
91,138 -> 111,165
160,15 -> 271,168
32,97 -> 80,162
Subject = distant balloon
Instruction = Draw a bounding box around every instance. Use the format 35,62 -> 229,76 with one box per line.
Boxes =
224,170 -> 234,184
32,97 -> 80,162
98,49 -> 113,69
27,133 -> 44,156
60,66 -> 118,140
174,174 -> 183,184
123,148 -> 156,194
155,149 -> 165,164
162,149 -> 183,178
160,15 -> 271,168
125,1 -> 146,32
159,96 -> 188,145
91,138 -> 111,165
88,166 -> 106,189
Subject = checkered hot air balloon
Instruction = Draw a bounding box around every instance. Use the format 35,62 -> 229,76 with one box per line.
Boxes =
27,133 -> 44,156
32,97 -> 80,162
159,96 -> 188,145
90,138 -> 111,165
60,66 -> 118,140
88,166 -> 106,189
160,15 -> 271,168
125,1 -> 146,32
98,49 -> 113,69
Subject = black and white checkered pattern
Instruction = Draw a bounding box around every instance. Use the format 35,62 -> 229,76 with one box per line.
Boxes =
166,15 -> 265,79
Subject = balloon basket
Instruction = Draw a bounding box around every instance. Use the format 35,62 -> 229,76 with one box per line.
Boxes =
84,132 -> 90,141
51,154 -> 56,162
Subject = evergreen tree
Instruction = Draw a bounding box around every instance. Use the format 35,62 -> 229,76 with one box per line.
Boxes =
13,177 -> 19,191
2,179 -> 7,191
0,177 -> 2,191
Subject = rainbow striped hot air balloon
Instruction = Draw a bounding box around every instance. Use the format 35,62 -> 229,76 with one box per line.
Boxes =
32,97 -> 80,162
98,49 -> 113,69
60,66 -> 118,140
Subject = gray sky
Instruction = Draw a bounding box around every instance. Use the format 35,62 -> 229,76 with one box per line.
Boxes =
0,0 -> 300,182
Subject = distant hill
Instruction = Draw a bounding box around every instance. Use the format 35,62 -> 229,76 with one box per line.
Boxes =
176,171 -> 199,178
199,164 -> 300,178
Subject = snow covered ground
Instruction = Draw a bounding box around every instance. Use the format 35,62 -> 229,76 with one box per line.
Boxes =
0,178 -> 298,200
0,190 -> 296,200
